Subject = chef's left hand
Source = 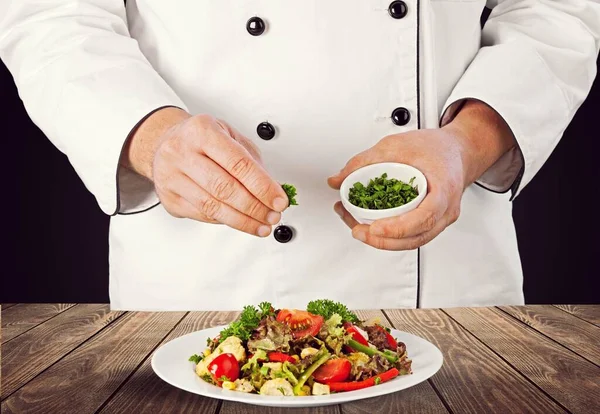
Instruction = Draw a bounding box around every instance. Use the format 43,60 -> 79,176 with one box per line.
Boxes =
327,100 -> 516,250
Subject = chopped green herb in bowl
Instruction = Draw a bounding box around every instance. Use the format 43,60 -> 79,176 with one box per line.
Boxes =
339,162 -> 428,225
348,173 -> 418,210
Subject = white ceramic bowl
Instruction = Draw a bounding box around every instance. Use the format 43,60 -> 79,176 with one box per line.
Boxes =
340,162 -> 427,225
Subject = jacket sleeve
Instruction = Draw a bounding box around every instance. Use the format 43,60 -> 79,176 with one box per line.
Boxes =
0,1 -> 188,215
440,0 -> 600,199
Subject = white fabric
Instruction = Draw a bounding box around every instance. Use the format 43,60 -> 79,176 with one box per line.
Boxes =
1,0 -> 598,310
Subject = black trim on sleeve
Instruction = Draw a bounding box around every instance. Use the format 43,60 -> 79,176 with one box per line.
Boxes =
111,105 -> 183,217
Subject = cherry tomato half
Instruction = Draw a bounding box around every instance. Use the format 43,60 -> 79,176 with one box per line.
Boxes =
312,358 -> 352,383
268,352 -> 297,363
276,309 -> 324,339
343,322 -> 369,346
208,353 -> 239,386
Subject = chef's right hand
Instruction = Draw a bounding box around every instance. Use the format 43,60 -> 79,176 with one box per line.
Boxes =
122,107 -> 289,237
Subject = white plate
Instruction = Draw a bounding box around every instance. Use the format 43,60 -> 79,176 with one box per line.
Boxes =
151,326 -> 443,408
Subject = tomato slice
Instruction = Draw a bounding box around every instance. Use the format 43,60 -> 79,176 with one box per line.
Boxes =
327,368 -> 400,392
208,353 -> 239,386
343,323 -> 369,346
312,358 -> 351,383
267,352 -> 296,363
276,309 -> 324,339
374,324 -> 398,349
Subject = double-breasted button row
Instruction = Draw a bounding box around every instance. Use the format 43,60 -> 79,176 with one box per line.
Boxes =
256,107 -> 410,143
246,1 -> 407,37
249,2 -> 409,242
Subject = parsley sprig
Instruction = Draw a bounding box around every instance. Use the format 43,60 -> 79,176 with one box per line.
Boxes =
348,173 -> 418,210
188,354 -> 204,364
306,299 -> 359,323
218,301 -> 274,343
281,184 -> 298,206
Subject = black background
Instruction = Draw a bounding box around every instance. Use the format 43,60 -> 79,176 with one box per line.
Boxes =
1,10 -> 599,304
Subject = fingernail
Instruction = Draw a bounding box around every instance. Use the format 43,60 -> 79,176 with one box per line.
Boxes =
257,225 -> 271,237
354,231 -> 366,242
273,197 -> 288,212
370,226 -> 385,236
267,211 -> 281,225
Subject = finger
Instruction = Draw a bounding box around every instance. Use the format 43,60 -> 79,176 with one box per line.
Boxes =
353,217 -> 448,251
170,195 -> 221,223
203,128 -> 289,212
327,149 -> 380,189
160,189 -> 220,223
223,122 -> 264,165
182,153 -> 281,225
334,202 -> 360,229
172,174 -> 273,237
369,190 -> 447,239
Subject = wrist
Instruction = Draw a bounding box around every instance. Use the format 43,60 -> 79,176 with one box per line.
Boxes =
442,99 -> 516,187
121,106 -> 191,181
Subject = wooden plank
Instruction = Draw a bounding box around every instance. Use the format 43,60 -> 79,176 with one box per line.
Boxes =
554,305 -> 600,326
1,304 -> 76,343
1,304 -> 123,399
446,307 -> 600,414
1,304 -> 18,311
339,310 -> 449,414
1,311 -> 185,414
384,308 -> 567,414
99,311 -> 239,414
500,305 -> 600,366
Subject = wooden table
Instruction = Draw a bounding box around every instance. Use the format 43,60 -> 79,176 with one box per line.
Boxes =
1,304 -> 599,414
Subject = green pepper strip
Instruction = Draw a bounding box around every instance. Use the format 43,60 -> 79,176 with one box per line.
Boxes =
292,352 -> 330,395
347,339 -> 398,364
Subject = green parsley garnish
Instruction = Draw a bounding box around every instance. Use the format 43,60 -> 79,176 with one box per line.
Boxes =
219,375 -> 230,383
306,299 -> 359,323
218,301 -> 274,343
277,387 -> 286,395
348,173 -> 418,210
374,377 -> 381,385
281,184 -> 298,206
188,354 -> 204,364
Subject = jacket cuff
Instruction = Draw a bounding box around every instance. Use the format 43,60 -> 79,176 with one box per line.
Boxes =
115,105 -> 182,215
440,98 -> 524,196
439,44 -> 570,200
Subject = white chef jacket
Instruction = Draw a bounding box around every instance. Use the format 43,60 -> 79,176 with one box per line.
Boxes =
1,1 -> 598,311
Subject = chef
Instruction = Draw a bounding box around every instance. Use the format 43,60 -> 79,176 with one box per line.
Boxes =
1,1 -> 598,311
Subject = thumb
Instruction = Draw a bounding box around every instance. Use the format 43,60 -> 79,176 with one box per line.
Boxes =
327,149 -> 379,189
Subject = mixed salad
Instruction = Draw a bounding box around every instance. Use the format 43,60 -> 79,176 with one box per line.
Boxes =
189,300 -> 412,396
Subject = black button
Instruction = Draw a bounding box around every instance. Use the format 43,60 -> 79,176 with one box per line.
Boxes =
274,225 -> 293,243
246,17 -> 266,36
257,122 -> 275,140
388,1 -> 408,19
391,107 -> 411,126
